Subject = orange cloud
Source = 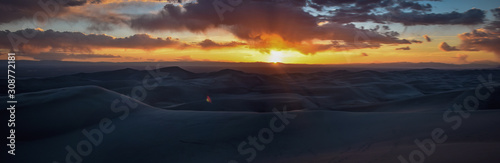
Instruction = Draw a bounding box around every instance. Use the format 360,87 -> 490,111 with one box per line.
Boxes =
130,0 -> 416,55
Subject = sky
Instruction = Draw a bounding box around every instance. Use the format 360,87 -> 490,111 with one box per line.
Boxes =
0,0 -> 499,64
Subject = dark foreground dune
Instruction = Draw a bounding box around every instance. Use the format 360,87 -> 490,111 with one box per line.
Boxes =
2,67 -> 500,163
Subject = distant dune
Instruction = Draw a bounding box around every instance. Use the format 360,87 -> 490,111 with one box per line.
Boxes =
3,60 -> 499,78
6,66 -> 500,111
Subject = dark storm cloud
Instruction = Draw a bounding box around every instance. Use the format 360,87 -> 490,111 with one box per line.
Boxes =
3,0 -> 492,55
67,8 -> 131,31
0,0 -> 100,24
0,29 -> 188,54
308,0 -> 485,25
411,40 -> 423,44
0,0 -> 137,32
458,29 -> 500,56
0,28 -> 252,58
130,2 -> 218,32
198,39 -> 246,49
395,46 -> 410,50
328,8 -> 485,25
387,9 -> 486,26
130,0 -> 487,54
398,1 -> 432,11
131,0 -> 414,54
32,52 -> 120,61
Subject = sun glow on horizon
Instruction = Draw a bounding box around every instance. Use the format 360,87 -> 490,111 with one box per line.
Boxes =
269,50 -> 284,63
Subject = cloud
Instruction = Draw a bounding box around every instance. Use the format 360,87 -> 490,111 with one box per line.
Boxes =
32,52 -> 120,61
458,29 -> 500,56
2,0 -> 492,56
0,29 -> 188,54
484,7 -> 500,31
0,29 -> 253,60
453,54 -> 468,64
0,0 -> 99,24
423,35 -> 431,42
456,8 -> 500,57
438,42 -> 460,51
310,1 -> 485,26
0,0 -> 164,31
395,46 -> 410,50
0,29 -> 188,52
131,0 -> 415,54
411,40 -> 423,44
386,8 -> 486,26
198,39 -> 246,49
309,0 -> 434,14
129,0 -> 484,54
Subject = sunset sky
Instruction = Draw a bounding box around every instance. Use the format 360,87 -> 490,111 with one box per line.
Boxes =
1,0 -> 499,64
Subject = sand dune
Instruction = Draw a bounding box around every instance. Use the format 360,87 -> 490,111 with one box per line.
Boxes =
2,67 -> 500,162
9,67 -> 500,112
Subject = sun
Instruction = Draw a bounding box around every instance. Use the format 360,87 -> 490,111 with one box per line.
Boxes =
269,50 -> 284,63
